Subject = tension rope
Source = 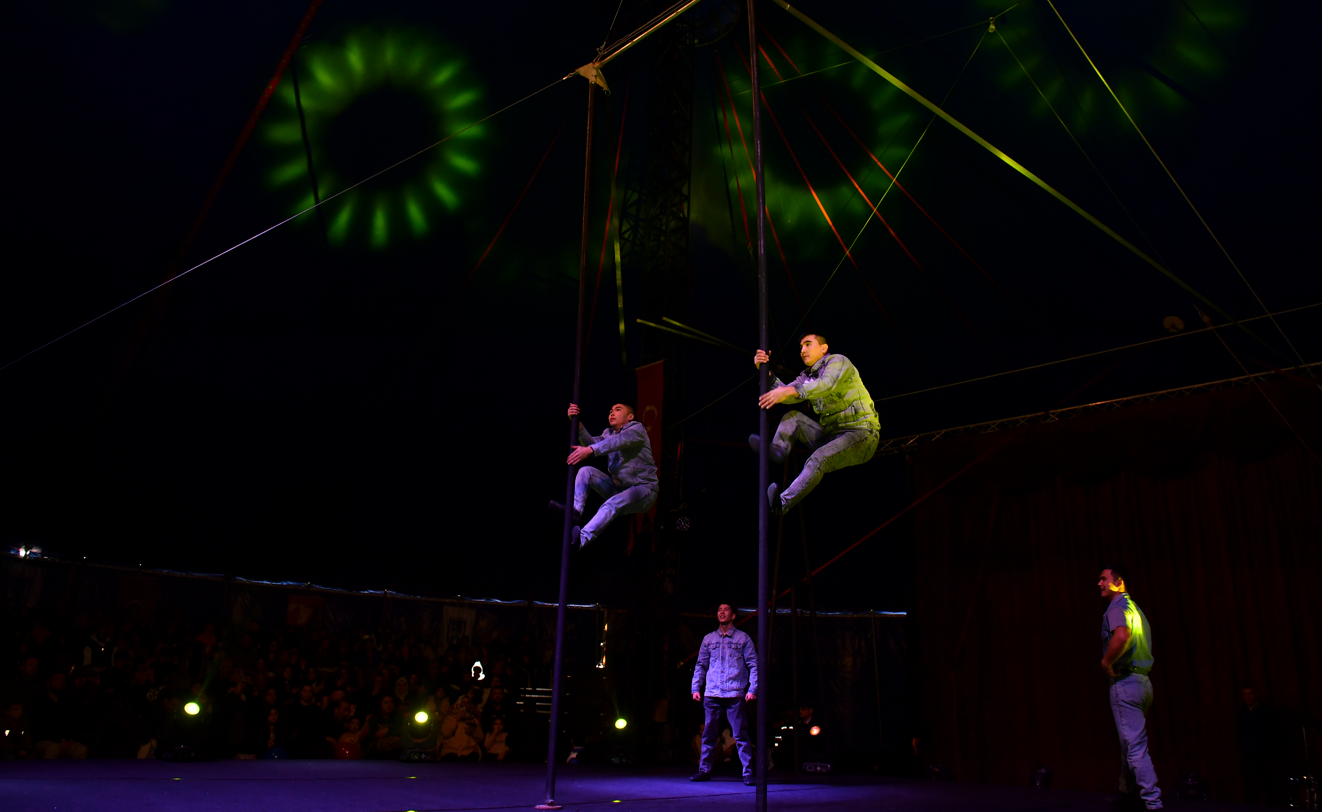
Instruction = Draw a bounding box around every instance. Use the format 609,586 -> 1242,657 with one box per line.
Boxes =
1045,0 -> 1312,377
777,28 -> 990,356
1,75 -> 573,374
872,302 -> 1320,404
771,0 -> 1275,362
714,51 -> 800,311
755,29 -> 1007,364
729,37 -> 932,382
586,78 -> 631,347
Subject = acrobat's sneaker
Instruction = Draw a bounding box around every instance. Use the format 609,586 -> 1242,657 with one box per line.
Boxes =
570,525 -> 583,553
767,483 -> 783,517
748,435 -> 785,466
689,772 -> 712,782
549,500 -> 583,526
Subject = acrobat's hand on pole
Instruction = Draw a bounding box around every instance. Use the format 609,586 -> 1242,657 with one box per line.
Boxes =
567,446 -> 595,465
567,404 -> 580,418
753,349 -> 770,368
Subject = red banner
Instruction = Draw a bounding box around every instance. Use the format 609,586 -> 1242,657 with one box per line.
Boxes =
632,360 -> 664,553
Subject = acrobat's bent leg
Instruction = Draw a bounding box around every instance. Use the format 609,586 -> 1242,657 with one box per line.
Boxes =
574,466 -> 618,516
579,482 -> 658,546
769,410 -> 824,464
777,428 -> 878,514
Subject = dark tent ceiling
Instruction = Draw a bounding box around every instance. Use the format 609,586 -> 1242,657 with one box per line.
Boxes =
3,0 -> 1317,606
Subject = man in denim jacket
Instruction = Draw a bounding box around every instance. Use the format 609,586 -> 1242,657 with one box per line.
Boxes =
1099,563 -> 1162,809
557,402 -> 659,550
752,331 -> 879,515
690,603 -> 758,785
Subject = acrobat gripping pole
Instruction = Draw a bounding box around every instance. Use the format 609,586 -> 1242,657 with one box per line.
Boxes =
539,75 -> 599,812
749,0 -> 772,810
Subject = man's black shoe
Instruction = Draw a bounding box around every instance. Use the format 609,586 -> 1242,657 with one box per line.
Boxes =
748,434 -> 785,466
767,483 -> 783,517
689,772 -> 712,782
549,501 -> 583,526
569,525 -> 582,553
744,776 -> 756,786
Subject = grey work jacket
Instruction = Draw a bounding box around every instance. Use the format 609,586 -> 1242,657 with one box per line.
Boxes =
774,353 -> 879,432
691,627 -> 759,698
577,420 -> 659,488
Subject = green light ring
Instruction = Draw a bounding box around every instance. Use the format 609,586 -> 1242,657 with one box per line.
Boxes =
263,29 -> 486,248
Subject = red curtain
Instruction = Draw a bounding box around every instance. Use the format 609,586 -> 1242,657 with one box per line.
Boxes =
913,378 -> 1322,799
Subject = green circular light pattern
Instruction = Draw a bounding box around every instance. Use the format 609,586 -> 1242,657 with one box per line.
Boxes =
414,711 -> 429,724
614,718 -> 627,730
264,29 -> 485,248
184,701 -> 200,715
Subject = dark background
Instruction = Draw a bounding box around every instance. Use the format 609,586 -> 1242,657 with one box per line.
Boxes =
2,0 -> 1318,612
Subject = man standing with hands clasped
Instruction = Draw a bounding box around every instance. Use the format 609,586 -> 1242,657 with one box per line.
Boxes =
690,603 -> 758,786
1099,563 -> 1163,810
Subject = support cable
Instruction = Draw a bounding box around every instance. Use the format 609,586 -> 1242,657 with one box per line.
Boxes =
759,22 -> 1028,317
587,79 -> 632,346
715,52 -> 802,312
744,7 -> 1018,93
449,121 -> 568,316
872,302 -> 1320,403
780,29 -> 989,353
730,38 -> 930,381
1197,310 -> 1322,469
1044,1 -> 1311,378
754,39 -> 1002,361
770,0 -> 1273,359
2,75 -> 571,373
993,27 -> 1165,267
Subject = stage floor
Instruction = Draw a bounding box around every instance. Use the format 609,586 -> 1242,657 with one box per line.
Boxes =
0,760 -> 1247,812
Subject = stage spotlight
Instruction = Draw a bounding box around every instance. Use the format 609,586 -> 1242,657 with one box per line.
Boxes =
184,702 -> 200,716
809,725 -> 821,736
414,711 -> 429,724
614,718 -> 628,730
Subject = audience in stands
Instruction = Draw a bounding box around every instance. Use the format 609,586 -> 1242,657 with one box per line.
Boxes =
0,606 -> 547,763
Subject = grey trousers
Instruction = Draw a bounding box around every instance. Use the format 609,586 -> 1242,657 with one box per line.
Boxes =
1110,675 -> 1162,808
699,695 -> 753,777
771,411 -> 878,513
573,466 -> 659,545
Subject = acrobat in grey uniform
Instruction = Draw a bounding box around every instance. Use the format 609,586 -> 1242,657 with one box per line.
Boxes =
769,353 -> 879,514
575,420 -> 659,546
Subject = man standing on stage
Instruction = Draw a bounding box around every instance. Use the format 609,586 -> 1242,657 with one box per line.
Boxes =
553,403 -> 658,551
1099,564 -> 1163,809
752,331 -> 879,515
690,603 -> 758,786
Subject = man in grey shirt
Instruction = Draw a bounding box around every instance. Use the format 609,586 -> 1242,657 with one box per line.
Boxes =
690,603 -> 758,786
1099,563 -> 1162,809
752,331 -> 879,516
555,402 -> 659,550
